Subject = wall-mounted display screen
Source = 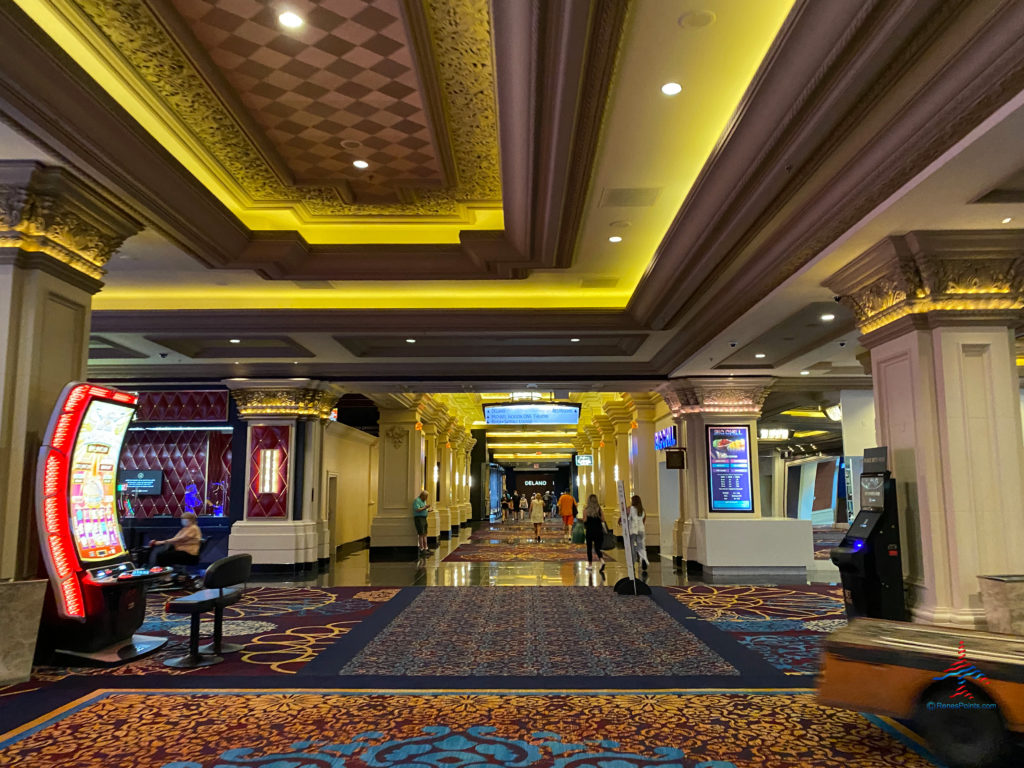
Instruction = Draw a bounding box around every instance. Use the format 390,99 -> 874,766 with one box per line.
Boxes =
706,425 -> 753,512
575,454 -> 593,466
117,469 -> 163,496
484,403 -> 580,425
70,400 -> 134,561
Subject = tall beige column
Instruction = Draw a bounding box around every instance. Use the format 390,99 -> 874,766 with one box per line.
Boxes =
605,403 -> 633,536
593,415 -> 618,523
628,394 -> 662,554
436,425 -> 453,538
369,396 -> 426,553
826,230 -> 1024,628
462,440 -> 475,523
0,163 -> 140,579
227,381 -> 338,566
573,437 -> 591,500
421,421 -> 441,542
584,426 -> 602,503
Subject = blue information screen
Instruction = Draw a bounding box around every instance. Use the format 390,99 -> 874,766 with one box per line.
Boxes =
484,403 -> 580,425
706,426 -> 753,512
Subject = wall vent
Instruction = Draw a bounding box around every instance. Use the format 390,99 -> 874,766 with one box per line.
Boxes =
599,187 -> 661,207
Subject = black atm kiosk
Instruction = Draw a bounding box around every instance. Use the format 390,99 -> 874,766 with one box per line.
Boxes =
830,447 -> 907,621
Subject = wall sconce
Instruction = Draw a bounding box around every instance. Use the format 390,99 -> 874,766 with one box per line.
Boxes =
258,448 -> 281,494
614,464 -> 619,482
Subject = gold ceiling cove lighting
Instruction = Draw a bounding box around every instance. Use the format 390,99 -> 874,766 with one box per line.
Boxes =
792,430 -> 829,439
780,409 -> 827,419
492,453 -> 572,460
18,0 -> 502,241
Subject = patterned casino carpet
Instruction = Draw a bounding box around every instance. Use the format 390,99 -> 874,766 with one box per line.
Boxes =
28,587 -> 401,680
667,584 -> 847,675
0,689 -> 940,767
337,587 -> 736,678
443,540 -> 598,562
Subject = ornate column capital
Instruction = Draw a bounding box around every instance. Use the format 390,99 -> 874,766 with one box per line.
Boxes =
592,414 -> 614,441
657,377 -> 773,418
824,230 -> 1024,342
0,162 -> 142,284
224,378 -> 338,420
583,425 -> 602,445
624,392 -> 662,422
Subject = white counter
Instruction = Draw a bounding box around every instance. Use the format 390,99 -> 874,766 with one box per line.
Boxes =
685,518 -> 814,579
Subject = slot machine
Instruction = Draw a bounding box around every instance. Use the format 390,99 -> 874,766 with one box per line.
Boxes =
35,382 -> 168,663
829,447 -> 907,621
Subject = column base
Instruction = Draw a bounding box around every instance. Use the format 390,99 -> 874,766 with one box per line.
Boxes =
910,604 -> 988,629
700,564 -> 808,583
369,514 -> 417,549
450,525 -> 459,535
228,520 -> 317,567
439,530 -> 451,540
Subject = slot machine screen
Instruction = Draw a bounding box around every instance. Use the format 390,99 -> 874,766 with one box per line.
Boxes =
69,400 -> 134,562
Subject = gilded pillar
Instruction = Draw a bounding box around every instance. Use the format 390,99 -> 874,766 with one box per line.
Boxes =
367,395 -> 427,555
421,420 -> 441,543
627,393 -> 663,553
825,230 -> 1024,627
0,162 -> 141,579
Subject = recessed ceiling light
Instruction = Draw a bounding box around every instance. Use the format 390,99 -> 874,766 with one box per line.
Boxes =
661,82 -> 682,96
278,11 -> 303,28
608,236 -> 622,243
406,338 -> 416,343
800,370 -> 810,376
1002,217 -> 1013,224
352,160 -> 369,169
229,338 -> 241,344
755,353 -> 766,359
570,338 -> 580,342
820,313 -> 836,321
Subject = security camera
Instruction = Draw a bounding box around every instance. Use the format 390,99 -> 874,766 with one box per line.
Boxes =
838,341 -> 847,348
729,341 -> 738,348
833,295 -> 842,302
158,353 -> 168,359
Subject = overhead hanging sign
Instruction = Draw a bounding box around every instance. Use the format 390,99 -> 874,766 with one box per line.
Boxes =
575,454 -> 593,466
484,403 -> 580,425
706,425 -> 753,512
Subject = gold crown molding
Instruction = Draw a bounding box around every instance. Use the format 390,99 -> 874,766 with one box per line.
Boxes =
229,387 -> 338,420
64,0 -> 500,219
0,162 -> 141,279
658,377 -> 773,418
824,231 -> 1024,336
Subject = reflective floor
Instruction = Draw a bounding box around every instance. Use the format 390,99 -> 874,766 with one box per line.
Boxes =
256,520 -> 843,589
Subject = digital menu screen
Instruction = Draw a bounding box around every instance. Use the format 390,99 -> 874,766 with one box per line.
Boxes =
706,425 -> 753,512
69,400 -> 134,561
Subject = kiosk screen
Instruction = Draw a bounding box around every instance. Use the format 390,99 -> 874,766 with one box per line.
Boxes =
69,400 -> 134,562
847,510 -> 883,540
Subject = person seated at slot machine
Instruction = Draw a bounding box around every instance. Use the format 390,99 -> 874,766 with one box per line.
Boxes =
148,512 -> 202,567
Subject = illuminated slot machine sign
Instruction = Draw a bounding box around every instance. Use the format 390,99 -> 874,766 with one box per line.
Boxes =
36,383 -> 138,620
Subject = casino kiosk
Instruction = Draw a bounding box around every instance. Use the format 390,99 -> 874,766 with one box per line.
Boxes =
830,447 -> 907,621
35,382 -> 169,663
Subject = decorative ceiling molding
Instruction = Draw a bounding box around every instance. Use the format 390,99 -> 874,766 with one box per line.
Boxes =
66,0 -> 498,216
637,0 -> 1024,370
657,377 -> 774,418
824,229 -> 1024,338
225,379 -> 338,420
0,161 -> 141,280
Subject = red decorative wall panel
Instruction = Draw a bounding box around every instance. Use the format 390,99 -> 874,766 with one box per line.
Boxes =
247,425 -> 290,518
135,390 -> 229,422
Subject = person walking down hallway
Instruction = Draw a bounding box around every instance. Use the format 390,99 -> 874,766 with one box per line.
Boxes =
518,494 -> 528,523
557,489 -> 576,534
530,493 -> 545,542
582,494 -> 607,573
413,490 -> 432,556
511,490 -> 521,522
626,495 -> 649,572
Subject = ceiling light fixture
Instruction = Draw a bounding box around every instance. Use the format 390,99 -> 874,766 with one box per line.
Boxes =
820,313 -> 835,321
1002,217 -> 1013,224
278,11 -> 303,28
608,236 -> 622,243
754,353 -> 766,359
229,339 -> 241,344
570,338 -> 580,342
661,82 -> 682,96
800,370 -> 810,376
405,338 -> 416,343
352,160 -> 369,169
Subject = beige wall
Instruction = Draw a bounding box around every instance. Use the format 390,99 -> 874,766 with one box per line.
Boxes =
322,422 -> 378,549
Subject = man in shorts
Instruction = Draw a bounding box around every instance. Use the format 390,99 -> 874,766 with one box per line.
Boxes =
413,490 -> 431,556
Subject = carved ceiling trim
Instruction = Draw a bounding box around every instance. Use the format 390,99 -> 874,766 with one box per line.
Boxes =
824,230 -> 1024,337
65,0 -> 499,218
657,377 -> 774,418
227,382 -> 338,420
0,161 -> 141,280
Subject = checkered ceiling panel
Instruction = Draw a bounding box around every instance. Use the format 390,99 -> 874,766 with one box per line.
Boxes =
169,0 -> 441,199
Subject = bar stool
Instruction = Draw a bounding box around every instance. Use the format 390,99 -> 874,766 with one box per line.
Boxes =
162,554 -> 251,668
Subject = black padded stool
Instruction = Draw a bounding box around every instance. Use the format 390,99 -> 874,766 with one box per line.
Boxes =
163,554 -> 251,667
197,553 -> 252,656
